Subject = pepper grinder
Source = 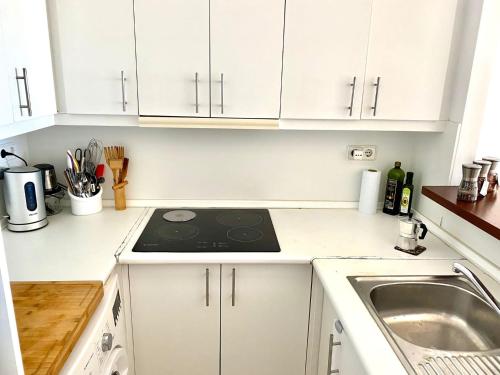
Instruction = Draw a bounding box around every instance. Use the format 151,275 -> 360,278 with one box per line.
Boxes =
473,160 -> 492,197
482,156 -> 499,193
457,164 -> 481,202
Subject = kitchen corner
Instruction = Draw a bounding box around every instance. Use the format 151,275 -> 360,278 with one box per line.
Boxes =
2,207 -> 147,282
1,0 -> 500,374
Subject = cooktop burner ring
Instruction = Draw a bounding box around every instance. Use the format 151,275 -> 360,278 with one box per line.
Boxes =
227,226 -> 264,243
163,210 -> 197,222
216,212 -> 263,227
157,223 -> 200,241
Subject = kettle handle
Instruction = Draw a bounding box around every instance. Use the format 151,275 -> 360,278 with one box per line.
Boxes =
419,223 -> 428,240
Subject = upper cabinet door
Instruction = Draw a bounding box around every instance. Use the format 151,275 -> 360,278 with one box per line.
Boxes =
0,26 -> 13,126
281,0 -> 372,120
210,0 -> 285,119
362,0 -> 457,120
134,0 -> 209,117
47,0 -> 137,115
0,0 -> 56,121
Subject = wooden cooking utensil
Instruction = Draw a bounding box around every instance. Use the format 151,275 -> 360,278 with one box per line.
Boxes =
112,180 -> 128,210
109,159 -> 123,185
120,158 -> 129,183
104,145 -> 129,210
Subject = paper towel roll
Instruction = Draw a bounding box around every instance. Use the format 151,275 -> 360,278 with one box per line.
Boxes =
358,169 -> 381,215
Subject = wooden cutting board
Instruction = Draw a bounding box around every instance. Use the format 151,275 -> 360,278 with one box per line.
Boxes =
11,281 -> 104,375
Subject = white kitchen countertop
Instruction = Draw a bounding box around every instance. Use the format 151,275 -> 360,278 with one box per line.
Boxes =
3,205 -> 462,282
118,207 -> 462,264
313,258 -> 500,375
2,207 -> 147,282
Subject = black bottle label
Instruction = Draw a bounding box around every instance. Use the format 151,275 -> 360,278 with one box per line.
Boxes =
384,179 -> 398,210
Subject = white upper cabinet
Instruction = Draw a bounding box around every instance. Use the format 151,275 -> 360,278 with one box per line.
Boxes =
134,0 -> 210,117
0,0 -> 56,121
210,0 -> 285,119
0,26 -> 13,126
281,0 -> 372,120
47,0 -> 137,115
362,0 -> 457,120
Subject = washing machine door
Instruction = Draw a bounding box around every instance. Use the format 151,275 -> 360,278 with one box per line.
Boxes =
101,347 -> 128,375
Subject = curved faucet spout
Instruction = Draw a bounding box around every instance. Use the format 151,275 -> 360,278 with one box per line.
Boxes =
452,262 -> 500,315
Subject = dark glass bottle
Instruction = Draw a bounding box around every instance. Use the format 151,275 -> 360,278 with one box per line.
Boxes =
399,172 -> 414,216
383,161 -> 405,215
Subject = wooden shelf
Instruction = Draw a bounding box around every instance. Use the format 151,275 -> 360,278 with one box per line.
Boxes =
422,186 -> 500,240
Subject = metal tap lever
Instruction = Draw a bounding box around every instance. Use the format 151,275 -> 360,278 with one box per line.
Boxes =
452,262 -> 500,315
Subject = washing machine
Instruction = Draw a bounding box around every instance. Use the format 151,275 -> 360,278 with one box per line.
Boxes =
60,274 -> 129,375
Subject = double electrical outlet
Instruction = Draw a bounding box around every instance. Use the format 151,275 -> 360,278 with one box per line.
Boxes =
347,145 -> 377,161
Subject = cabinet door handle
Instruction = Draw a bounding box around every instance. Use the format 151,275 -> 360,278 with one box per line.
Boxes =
121,70 -> 127,112
371,77 -> 381,116
195,72 -> 199,114
327,334 -> 341,375
15,68 -> 32,116
205,268 -> 209,307
347,76 -> 356,117
220,73 -> 224,115
231,267 -> 236,306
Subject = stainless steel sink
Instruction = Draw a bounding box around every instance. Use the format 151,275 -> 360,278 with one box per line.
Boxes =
349,276 -> 500,374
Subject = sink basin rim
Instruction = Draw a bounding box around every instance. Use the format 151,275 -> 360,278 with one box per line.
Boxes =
348,275 -> 500,374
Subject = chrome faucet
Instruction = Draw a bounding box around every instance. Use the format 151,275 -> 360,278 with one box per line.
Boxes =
452,262 -> 500,315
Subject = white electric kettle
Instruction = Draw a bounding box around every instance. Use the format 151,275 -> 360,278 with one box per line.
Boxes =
3,166 -> 48,232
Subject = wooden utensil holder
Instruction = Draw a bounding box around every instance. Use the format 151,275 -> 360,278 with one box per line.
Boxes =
112,181 -> 128,211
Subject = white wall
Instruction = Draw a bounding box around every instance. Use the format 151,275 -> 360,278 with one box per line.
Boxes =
450,0 -> 500,184
25,125 -> 417,202
476,36 -> 500,157
411,0 -> 500,269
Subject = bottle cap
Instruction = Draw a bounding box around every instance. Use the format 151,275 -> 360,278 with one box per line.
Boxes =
395,161 -> 401,167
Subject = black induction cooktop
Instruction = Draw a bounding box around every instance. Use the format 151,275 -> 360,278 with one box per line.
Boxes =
132,209 -> 281,252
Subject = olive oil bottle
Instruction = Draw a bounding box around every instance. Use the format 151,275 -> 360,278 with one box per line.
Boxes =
383,161 -> 405,215
399,172 -> 414,216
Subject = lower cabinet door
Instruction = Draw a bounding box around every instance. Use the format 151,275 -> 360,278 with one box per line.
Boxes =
129,264 -> 220,375
220,264 -> 311,375
318,296 -> 367,375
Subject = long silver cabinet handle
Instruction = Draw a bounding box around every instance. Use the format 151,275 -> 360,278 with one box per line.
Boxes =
220,73 -> 224,114
205,268 -> 209,307
195,72 -> 199,114
121,70 -> 127,112
371,77 -> 381,116
347,76 -> 356,117
15,68 -> 32,116
231,267 -> 235,306
327,334 -> 341,375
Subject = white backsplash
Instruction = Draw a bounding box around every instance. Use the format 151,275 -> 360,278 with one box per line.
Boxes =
24,126 -> 418,202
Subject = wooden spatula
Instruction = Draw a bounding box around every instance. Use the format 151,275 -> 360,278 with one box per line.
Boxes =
109,159 -> 123,185
119,158 -> 129,183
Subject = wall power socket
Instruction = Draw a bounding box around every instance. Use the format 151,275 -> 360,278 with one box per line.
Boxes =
347,145 -> 377,161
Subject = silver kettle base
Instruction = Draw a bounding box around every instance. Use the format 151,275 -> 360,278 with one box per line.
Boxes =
8,218 -> 48,232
